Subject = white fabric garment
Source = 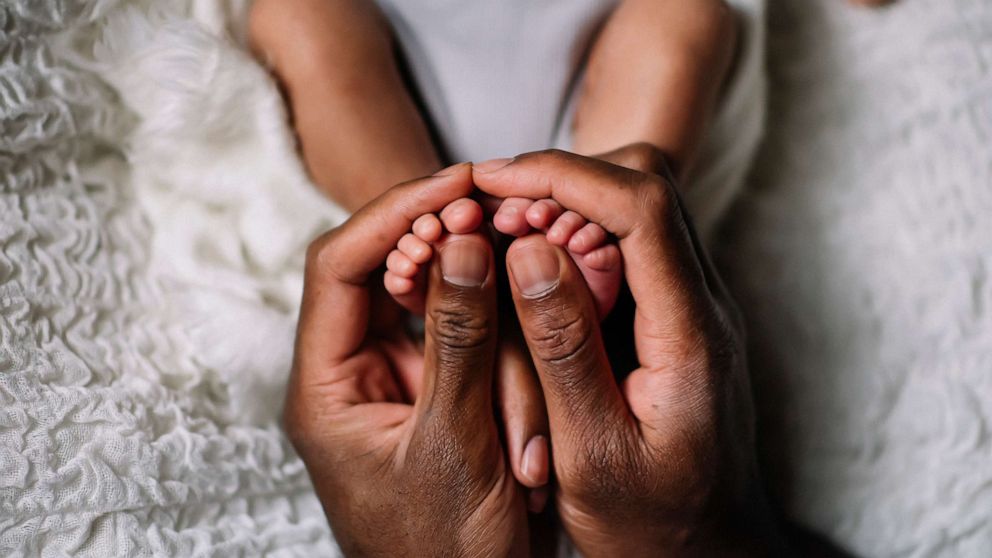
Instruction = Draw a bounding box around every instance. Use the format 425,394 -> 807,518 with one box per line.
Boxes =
375,0 -> 767,238
374,0 -> 618,161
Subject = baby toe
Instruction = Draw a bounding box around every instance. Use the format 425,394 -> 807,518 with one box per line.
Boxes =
398,233 -> 433,264
582,244 -> 621,272
386,249 -> 419,278
412,214 -> 443,243
525,199 -> 563,230
439,198 -> 484,234
567,223 -> 608,255
384,270 -> 415,295
546,211 -> 586,246
494,197 -> 535,236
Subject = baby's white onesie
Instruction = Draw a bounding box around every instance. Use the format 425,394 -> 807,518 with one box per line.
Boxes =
373,0 -> 766,240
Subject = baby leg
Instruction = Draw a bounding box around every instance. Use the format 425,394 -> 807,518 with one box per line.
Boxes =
249,0 -> 440,211
572,0 -> 738,179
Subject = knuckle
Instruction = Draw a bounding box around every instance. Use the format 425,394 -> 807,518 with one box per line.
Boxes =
429,306 -> 493,353
528,309 -> 594,366
537,148 -> 571,161
638,175 -> 677,218
522,148 -> 575,169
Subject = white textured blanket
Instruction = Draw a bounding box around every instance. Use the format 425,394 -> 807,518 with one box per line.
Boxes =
1,0 -> 989,557
2,1 -> 343,555
717,1 -> 992,556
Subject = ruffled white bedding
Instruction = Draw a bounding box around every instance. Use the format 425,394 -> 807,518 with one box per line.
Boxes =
717,1 -> 992,556
1,0 -> 989,556
1,1 -> 342,555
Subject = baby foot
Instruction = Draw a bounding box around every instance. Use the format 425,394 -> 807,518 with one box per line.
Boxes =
493,197 -> 621,319
384,197 -> 485,314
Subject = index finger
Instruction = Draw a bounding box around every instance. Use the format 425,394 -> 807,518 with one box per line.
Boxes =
472,150 -> 653,239
295,164 -> 474,375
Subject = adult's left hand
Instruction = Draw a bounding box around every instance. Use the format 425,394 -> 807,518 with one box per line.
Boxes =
285,164 -> 529,556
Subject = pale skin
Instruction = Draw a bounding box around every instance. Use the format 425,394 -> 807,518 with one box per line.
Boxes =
250,0 -> 900,523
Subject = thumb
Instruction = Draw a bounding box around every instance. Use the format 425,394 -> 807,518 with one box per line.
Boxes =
505,235 -> 631,457
417,232 -> 499,435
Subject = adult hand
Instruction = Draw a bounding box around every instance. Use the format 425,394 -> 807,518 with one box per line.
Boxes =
285,164 -> 529,556
473,149 -> 785,557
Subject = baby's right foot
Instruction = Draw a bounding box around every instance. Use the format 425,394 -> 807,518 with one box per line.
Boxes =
383,197 -> 485,314
493,197 -> 621,319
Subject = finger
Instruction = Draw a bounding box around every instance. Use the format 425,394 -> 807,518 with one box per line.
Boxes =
474,152 -> 645,237
475,151 -> 716,370
398,233 -> 433,264
592,142 -> 674,177
505,234 -> 631,451
496,332 -> 550,489
419,232 -> 498,424
295,164 -> 473,377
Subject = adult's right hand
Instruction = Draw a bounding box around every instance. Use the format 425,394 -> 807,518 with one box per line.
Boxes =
286,165 -> 529,557
473,149 -> 786,557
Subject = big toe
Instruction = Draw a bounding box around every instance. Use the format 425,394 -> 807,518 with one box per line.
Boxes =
439,198 -> 484,234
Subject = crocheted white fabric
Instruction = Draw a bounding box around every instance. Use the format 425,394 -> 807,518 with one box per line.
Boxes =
1,1 -> 342,555
717,1 -> 992,556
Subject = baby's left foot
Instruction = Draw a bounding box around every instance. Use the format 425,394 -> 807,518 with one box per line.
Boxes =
494,197 -> 621,319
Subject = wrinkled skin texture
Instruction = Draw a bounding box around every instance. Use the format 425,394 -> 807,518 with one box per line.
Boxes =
284,165 -> 528,557
286,149 -> 786,556
473,147 -> 784,557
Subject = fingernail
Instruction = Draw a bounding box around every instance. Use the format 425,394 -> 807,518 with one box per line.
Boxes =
508,241 -> 560,296
440,239 -> 488,287
521,435 -> 549,486
528,487 -> 550,514
474,157 -> 513,173
433,162 -> 467,176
